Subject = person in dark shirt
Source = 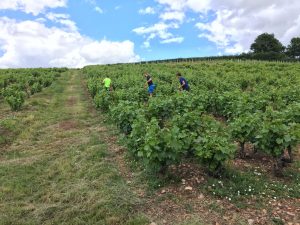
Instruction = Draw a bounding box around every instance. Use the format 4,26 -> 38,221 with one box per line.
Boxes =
176,72 -> 190,91
144,72 -> 156,97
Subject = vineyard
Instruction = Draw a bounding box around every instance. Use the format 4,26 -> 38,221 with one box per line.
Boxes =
84,61 -> 300,177
0,62 -> 299,224
0,68 -> 67,111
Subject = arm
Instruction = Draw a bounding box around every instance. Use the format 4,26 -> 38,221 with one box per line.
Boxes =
145,76 -> 152,87
179,79 -> 185,90
181,80 -> 186,88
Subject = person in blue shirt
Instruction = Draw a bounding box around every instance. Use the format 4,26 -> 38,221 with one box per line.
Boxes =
144,72 -> 156,97
176,72 -> 190,91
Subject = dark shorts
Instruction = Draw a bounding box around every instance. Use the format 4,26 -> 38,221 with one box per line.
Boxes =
183,86 -> 190,91
148,84 -> 156,94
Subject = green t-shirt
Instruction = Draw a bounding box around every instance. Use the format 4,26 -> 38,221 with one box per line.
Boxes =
103,78 -> 111,88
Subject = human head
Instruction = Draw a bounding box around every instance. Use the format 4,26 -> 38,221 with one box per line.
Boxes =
176,72 -> 181,77
144,72 -> 149,77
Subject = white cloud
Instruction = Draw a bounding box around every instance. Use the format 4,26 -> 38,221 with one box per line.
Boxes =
195,0 -> 300,53
84,0 -> 104,14
142,34 -> 156,49
0,0 -> 67,15
46,13 -> 69,20
46,13 -> 77,31
154,0 -> 300,54
224,44 -> 244,55
160,37 -> 184,44
142,41 -> 151,49
85,0 -> 96,4
196,10 -> 234,48
115,5 -> 121,10
135,0 -> 210,49
160,11 -> 185,23
133,22 -> 178,39
133,22 -> 181,47
186,0 -> 211,13
139,7 -> 155,15
94,6 -> 103,14
155,0 -> 184,11
155,0 -> 211,13
0,17 -> 140,68
186,18 -> 196,23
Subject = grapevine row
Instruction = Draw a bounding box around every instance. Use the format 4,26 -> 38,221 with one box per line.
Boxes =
0,68 -> 68,111
83,61 -> 300,176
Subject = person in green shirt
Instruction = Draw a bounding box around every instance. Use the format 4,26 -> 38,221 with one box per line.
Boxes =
103,77 -> 112,91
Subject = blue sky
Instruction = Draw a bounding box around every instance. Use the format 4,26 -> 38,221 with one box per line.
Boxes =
0,0 -> 299,67
78,0 -> 217,60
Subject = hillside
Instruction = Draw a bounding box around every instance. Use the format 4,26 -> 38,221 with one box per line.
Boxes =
0,62 -> 299,225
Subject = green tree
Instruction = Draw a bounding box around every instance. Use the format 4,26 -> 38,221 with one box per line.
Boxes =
287,37 -> 300,59
250,33 -> 285,53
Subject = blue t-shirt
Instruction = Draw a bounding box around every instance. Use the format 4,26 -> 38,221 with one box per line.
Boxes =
179,77 -> 189,90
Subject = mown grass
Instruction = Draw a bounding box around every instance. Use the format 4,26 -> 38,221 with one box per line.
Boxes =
0,70 -> 149,225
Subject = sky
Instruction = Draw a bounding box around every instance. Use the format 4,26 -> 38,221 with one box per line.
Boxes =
0,0 -> 299,68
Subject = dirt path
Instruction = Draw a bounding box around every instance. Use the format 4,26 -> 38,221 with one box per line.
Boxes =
0,70 -> 147,225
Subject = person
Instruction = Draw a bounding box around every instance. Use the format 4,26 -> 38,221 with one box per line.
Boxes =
144,72 -> 156,97
176,72 -> 190,91
103,77 -> 112,91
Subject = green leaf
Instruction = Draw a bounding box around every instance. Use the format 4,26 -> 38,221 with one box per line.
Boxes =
276,138 -> 283,144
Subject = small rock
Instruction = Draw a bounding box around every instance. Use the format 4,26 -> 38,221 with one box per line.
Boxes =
286,212 -> 295,217
262,209 -> 267,214
161,190 -> 166,194
162,220 -> 167,224
185,186 -> 193,191
182,179 -> 186,184
248,219 -> 254,225
198,194 -> 205,199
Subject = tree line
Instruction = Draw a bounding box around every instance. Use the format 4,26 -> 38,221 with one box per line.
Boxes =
248,33 -> 300,60
134,33 -> 300,64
